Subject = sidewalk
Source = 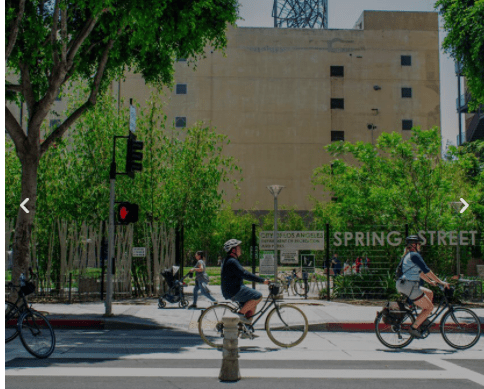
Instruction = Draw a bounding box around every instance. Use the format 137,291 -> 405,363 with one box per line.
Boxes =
32,285 -> 484,332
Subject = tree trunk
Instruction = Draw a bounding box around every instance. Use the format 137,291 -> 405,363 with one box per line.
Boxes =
12,154 -> 39,288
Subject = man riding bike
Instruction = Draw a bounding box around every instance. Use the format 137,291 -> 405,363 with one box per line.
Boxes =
221,239 -> 270,324
396,235 -> 450,338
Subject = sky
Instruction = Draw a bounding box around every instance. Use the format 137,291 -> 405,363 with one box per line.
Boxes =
236,0 -> 459,150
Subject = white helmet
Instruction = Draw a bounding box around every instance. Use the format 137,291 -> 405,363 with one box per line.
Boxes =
224,239 -> 242,252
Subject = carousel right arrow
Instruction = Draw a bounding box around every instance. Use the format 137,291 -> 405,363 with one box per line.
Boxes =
460,198 -> 469,214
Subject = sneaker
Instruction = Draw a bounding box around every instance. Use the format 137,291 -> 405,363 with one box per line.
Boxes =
188,304 -> 197,309
408,326 -> 424,339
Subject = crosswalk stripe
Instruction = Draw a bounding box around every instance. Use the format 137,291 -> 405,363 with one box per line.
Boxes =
4,367 -> 483,382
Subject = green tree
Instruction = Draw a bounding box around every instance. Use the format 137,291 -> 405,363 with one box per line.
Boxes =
311,127 -> 481,273
436,0 -> 484,110
5,0 -> 239,280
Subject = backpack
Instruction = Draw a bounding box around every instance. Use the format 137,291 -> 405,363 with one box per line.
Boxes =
395,257 -> 404,280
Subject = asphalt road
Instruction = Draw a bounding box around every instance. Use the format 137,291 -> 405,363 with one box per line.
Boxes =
5,329 -> 484,388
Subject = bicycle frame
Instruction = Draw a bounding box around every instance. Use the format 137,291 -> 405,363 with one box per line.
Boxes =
407,293 -> 454,330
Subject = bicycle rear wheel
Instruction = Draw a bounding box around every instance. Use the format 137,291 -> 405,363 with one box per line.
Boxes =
18,310 -> 56,358
198,304 -> 235,348
440,307 -> 481,350
375,311 -> 415,349
293,279 -> 308,296
5,301 -> 20,343
265,304 -> 308,347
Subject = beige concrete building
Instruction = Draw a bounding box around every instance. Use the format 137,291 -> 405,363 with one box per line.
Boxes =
10,10 -> 441,212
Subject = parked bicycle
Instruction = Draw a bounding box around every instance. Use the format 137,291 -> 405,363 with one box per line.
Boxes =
5,268 -> 56,358
375,285 -> 481,350
198,283 -> 308,348
279,269 -> 325,297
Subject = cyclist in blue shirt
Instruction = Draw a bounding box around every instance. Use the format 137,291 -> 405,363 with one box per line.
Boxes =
396,235 -> 450,338
221,239 -> 270,324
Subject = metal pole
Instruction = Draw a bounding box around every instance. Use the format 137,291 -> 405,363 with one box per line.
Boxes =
251,224 -> 256,289
274,196 -> 278,281
457,71 -> 462,145
326,223 -> 330,301
105,161 -> 116,316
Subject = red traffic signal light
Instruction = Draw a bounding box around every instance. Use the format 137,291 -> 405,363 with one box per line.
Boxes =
117,203 -> 139,224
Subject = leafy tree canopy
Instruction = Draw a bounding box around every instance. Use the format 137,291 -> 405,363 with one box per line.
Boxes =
436,0 -> 484,110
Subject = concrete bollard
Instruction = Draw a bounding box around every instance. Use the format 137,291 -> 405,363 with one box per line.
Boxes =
219,313 -> 241,382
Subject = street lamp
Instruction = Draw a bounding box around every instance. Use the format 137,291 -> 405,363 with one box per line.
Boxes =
450,202 -> 462,276
267,185 -> 284,281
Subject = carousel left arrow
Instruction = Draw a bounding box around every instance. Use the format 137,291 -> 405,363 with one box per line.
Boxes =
20,198 -> 30,213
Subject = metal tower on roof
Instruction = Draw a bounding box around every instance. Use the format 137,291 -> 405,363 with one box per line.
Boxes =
272,0 -> 328,29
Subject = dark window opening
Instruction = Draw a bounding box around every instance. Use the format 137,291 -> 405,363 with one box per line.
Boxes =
331,98 -> 345,109
176,84 -> 187,94
401,88 -> 412,98
331,131 -> 345,142
177,58 -> 187,62
330,66 -> 344,77
175,117 -> 186,128
402,120 -> 413,130
401,55 -> 412,66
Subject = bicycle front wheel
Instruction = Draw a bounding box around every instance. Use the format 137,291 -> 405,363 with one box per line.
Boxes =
18,310 -> 56,358
440,308 -> 481,350
198,304 -> 235,348
5,301 -> 20,343
375,311 -> 415,349
265,304 -> 308,347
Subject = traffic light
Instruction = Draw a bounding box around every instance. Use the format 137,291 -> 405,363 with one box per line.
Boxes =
117,202 -> 139,225
126,132 -> 143,178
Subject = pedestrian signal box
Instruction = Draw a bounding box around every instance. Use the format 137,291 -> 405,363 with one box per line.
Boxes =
117,202 -> 139,225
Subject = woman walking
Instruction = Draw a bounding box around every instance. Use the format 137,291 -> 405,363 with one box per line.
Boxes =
188,251 -> 217,309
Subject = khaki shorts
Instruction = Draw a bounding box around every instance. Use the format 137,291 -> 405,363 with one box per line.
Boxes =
396,279 -> 424,301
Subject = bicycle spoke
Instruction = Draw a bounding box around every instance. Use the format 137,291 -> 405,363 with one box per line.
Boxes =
198,304 -> 234,348
375,312 -> 414,349
18,311 -> 56,358
441,308 -> 481,350
5,302 -> 20,343
266,304 -> 308,347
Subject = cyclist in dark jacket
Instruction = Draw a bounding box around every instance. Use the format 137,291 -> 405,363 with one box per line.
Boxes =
221,239 -> 270,323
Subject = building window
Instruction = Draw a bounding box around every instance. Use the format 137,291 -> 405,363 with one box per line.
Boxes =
177,58 -> 187,62
176,84 -> 187,94
175,117 -> 186,128
331,98 -> 345,109
401,55 -> 412,66
50,119 -> 61,129
402,120 -> 413,130
401,88 -> 412,98
330,66 -> 344,77
331,131 -> 344,142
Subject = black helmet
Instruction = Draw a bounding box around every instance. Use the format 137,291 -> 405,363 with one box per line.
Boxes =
405,235 -> 423,244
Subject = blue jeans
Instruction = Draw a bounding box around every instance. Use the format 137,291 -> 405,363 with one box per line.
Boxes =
193,280 -> 216,305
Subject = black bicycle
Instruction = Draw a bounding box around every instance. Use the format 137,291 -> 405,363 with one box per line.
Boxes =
5,268 -> 56,358
198,283 -> 308,348
375,285 -> 481,350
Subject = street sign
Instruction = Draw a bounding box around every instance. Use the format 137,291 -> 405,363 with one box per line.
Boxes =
129,104 -> 136,133
259,231 -> 324,250
281,250 -> 298,265
301,254 -> 315,272
259,254 -> 275,275
132,247 -> 146,257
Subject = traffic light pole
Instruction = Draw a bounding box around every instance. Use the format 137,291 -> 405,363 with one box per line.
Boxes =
105,133 -> 143,317
105,160 -> 116,316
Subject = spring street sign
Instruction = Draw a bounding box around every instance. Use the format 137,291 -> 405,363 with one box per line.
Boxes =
260,231 -> 325,250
